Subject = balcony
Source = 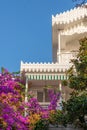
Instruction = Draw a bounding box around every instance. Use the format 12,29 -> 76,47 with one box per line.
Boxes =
57,51 -> 78,64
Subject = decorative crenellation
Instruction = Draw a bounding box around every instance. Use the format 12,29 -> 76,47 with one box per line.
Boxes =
52,4 -> 87,25
61,22 -> 87,35
20,61 -> 71,73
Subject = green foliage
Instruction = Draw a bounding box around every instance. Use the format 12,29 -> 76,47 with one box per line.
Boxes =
65,37 -> 87,129
65,92 -> 87,128
68,37 -> 87,91
62,80 -> 68,86
34,119 -> 49,130
49,110 -> 68,127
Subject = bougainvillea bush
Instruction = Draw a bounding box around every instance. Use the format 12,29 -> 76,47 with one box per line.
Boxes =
26,89 -> 61,129
0,68 -> 29,129
0,68 -> 61,130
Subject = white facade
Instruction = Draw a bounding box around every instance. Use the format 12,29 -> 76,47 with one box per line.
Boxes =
20,4 -> 87,106
52,4 -> 87,63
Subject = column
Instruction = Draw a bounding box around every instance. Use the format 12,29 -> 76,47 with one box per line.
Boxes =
25,75 -> 28,116
59,81 -> 62,110
57,31 -> 61,63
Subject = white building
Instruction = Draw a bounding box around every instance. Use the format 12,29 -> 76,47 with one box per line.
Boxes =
20,4 -> 87,107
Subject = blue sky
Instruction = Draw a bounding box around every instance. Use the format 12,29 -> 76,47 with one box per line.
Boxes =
0,0 -> 81,72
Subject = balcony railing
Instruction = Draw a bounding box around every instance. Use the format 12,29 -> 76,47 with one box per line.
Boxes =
57,51 -> 78,64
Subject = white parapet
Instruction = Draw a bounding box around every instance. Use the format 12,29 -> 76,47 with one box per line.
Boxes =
20,61 -> 71,73
61,23 -> 87,35
52,4 -> 87,26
